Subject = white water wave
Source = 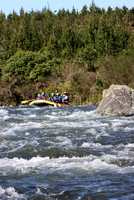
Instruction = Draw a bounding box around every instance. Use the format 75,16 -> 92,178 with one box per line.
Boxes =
36,187 -> 64,197
62,110 -> 96,119
0,186 -> 27,199
45,109 -> 97,122
0,155 -> 133,176
126,143 -> 134,148
111,118 -> 134,130
0,121 -> 45,136
55,136 -> 73,148
0,139 -> 39,153
114,143 -> 134,159
124,127 -> 134,132
51,119 -> 110,130
82,142 -> 112,149
0,108 -> 9,121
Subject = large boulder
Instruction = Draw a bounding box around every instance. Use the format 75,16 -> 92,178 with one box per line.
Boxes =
96,85 -> 134,117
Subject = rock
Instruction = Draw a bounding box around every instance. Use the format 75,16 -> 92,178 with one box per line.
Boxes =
96,84 -> 134,117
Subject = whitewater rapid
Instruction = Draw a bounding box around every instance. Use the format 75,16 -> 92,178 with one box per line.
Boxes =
0,105 -> 134,199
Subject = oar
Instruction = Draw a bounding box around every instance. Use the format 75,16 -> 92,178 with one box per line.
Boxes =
21,99 -> 35,104
54,103 -> 57,107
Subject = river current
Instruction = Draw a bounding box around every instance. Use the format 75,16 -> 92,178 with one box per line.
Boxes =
0,105 -> 134,200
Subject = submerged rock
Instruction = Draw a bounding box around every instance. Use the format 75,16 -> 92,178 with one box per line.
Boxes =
96,84 -> 134,117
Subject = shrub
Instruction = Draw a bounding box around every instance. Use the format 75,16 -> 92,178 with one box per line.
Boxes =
98,52 -> 134,88
4,50 -> 61,81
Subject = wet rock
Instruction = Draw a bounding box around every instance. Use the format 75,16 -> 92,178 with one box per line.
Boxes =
96,84 -> 134,117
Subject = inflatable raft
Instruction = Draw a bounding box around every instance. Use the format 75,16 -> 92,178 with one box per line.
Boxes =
29,100 -> 70,107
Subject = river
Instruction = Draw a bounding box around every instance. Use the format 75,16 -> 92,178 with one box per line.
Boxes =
0,105 -> 134,200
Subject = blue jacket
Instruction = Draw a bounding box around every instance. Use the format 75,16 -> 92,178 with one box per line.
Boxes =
58,95 -> 62,102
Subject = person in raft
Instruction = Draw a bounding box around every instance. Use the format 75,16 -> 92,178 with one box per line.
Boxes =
50,93 -> 57,102
56,93 -> 62,103
62,92 -> 69,103
36,94 -> 42,100
41,91 -> 47,100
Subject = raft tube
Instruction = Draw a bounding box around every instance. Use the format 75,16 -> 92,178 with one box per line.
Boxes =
29,100 -> 70,107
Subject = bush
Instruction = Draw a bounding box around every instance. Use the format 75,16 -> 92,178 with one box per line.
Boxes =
4,50 -> 61,81
98,52 -> 134,88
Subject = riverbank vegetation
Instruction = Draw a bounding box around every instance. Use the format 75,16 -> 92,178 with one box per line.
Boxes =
0,3 -> 134,105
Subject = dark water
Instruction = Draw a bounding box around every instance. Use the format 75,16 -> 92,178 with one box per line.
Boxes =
0,105 -> 134,200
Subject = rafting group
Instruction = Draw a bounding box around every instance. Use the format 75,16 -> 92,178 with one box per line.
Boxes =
21,90 -> 70,107
36,90 -> 69,104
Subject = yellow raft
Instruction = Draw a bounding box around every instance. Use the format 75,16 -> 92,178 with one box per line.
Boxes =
21,99 -> 70,107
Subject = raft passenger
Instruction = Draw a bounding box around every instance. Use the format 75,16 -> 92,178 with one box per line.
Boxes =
62,92 -> 69,103
36,94 -> 42,100
56,93 -> 62,103
50,93 -> 57,102
41,92 -> 47,100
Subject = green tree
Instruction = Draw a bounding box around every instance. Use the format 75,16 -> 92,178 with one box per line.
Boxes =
4,50 -> 61,81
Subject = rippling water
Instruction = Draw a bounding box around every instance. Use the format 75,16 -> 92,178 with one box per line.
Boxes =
0,105 -> 134,200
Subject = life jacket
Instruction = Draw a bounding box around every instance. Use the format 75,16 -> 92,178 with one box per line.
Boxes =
36,97 -> 42,100
64,95 -> 69,102
53,96 -> 57,102
51,95 -> 57,102
41,95 -> 47,100
58,95 -> 62,102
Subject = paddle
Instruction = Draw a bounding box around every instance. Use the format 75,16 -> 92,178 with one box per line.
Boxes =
54,103 -> 57,107
21,99 -> 35,104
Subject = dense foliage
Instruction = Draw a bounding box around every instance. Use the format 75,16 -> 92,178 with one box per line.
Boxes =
4,51 -> 61,81
0,3 -> 134,105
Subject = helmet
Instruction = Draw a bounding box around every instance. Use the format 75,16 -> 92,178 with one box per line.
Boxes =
38,94 -> 41,97
51,93 -> 54,96
41,92 -> 45,95
55,90 -> 58,93
56,93 -> 59,96
64,92 -> 67,94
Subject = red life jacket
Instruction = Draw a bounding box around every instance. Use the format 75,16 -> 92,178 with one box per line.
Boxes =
42,96 -> 47,100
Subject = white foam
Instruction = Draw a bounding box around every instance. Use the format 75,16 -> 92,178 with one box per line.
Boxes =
111,121 -> 123,131
124,127 -> 134,132
85,128 -> 97,135
0,128 -> 13,136
50,119 -> 110,131
89,120 -> 109,128
0,121 -> 44,136
45,109 -> 97,123
112,122 -> 123,127
0,155 -> 133,176
64,110 -> 96,119
55,136 -> 73,148
0,186 -> 27,199
112,118 -> 134,127
0,108 -> 9,121
36,187 -> 43,195
0,139 -> 39,154
25,132 -> 30,136
0,140 -> 8,150
126,143 -> 134,148
82,142 -> 112,149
